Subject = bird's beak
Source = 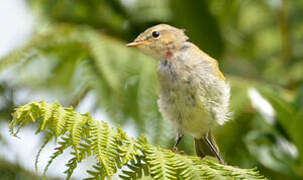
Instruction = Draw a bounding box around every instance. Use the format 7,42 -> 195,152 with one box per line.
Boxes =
126,40 -> 150,47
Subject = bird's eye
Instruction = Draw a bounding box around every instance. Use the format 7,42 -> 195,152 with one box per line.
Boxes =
152,31 -> 160,38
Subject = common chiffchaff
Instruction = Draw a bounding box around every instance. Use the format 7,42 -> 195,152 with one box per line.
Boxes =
127,24 -> 230,164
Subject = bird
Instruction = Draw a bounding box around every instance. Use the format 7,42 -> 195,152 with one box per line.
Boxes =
127,24 -> 230,164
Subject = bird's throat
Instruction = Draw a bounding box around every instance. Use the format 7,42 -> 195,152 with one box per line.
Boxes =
165,51 -> 173,60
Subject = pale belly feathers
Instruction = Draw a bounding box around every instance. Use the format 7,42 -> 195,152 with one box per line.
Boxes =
157,60 -> 216,138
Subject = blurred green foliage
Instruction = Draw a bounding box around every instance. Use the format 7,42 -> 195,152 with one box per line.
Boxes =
0,0 -> 302,179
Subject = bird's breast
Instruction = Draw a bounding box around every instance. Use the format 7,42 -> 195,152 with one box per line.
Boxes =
157,59 -> 194,103
157,59 -> 213,137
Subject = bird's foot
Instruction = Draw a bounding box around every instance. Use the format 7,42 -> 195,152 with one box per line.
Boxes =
172,147 -> 177,153
172,147 -> 186,155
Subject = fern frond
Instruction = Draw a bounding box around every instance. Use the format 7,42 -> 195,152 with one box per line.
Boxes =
86,164 -> 107,180
119,156 -> 149,180
65,140 -> 92,180
66,112 -> 90,159
119,136 -> 140,165
10,101 -> 267,180
88,120 -> 119,177
144,145 -> 177,180
38,101 -> 59,132
51,105 -> 72,136
9,101 -> 41,136
171,154 -> 204,179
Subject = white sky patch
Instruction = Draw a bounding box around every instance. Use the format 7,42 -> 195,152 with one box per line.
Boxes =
0,0 -> 34,58
75,91 -> 111,123
266,0 -> 282,9
248,88 -> 276,125
75,91 -> 98,114
277,136 -> 298,159
119,0 -> 137,8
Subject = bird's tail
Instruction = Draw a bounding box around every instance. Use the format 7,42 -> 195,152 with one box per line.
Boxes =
194,131 -> 224,164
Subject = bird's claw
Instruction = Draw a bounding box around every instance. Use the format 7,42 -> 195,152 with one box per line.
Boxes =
172,147 -> 177,153
172,147 -> 186,155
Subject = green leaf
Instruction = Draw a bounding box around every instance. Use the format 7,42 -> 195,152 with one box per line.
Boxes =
170,0 -> 223,59
290,110 -> 303,162
258,88 -> 295,134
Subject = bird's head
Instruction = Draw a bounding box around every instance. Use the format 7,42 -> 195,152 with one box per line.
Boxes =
127,24 -> 188,60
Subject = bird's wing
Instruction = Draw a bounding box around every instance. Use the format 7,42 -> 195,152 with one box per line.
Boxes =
197,49 -> 225,81
185,43 -> 230,124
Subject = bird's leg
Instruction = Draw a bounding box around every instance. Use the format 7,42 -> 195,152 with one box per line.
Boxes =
204,135 -> 224,164
172,133 -> 183,153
